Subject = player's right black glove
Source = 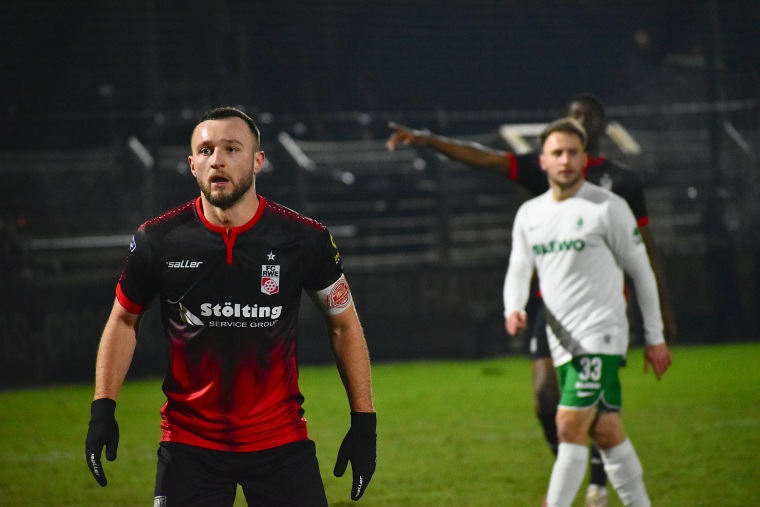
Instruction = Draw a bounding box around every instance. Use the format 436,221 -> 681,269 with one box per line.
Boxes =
85,398 -> 119,487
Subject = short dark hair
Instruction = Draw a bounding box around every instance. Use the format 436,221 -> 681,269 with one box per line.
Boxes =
540,117 -> 587,147
198,106 -> 261,149
567,92 -> 606,121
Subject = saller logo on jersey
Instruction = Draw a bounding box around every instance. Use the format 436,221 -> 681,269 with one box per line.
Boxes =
167,260 -> 204,268
532,239 -> 585,255
261,264 -> 280,295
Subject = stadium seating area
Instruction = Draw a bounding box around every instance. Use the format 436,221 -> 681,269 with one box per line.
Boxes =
9,113 -> 758,272
2,109 -> 759,386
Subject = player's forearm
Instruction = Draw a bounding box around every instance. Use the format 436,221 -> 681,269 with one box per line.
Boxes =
329,310 -> 375,413
641,229 -> 667,297
625,255 -> 665,346
641,228 -> 677,339
503,265 -> 532,317
93,303 -> 138,400
503,220 -> 533,315
419,134 -> 510,173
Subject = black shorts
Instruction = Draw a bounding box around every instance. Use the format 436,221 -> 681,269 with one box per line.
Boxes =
154,440 -> 328,507
528,302 -> 551,361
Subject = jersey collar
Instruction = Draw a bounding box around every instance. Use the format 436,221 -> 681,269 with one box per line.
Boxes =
194,195 -> 267,235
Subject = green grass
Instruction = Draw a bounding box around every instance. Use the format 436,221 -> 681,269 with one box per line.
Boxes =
1,343 -> 758,506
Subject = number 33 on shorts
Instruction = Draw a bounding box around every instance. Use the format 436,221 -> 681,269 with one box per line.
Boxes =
557,355 -> 624,409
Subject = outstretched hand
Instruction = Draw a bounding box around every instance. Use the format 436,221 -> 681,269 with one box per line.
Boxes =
386,122 -> 426,151
644,343 -> 672,380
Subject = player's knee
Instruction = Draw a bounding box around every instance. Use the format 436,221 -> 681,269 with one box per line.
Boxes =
556,424 -> 586,444
591,415 -> 626,449
556,408 -> 596,444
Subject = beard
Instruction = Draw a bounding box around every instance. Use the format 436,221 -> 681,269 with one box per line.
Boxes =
197,171 -> 255,210
551,169 -> 583,191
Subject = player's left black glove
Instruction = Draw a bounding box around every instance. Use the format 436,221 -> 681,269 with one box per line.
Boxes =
85,398 -> 119,487
333,412 -> 377,501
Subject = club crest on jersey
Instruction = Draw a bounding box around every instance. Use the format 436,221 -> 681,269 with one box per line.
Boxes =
261,264 -> 280,295
633,227 -> 643,245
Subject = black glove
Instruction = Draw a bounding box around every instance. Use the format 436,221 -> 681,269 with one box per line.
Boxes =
85,398 -> 119,487
333,412 -> 377,501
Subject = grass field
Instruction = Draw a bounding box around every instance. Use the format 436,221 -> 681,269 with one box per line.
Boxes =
1,342 -> 758,506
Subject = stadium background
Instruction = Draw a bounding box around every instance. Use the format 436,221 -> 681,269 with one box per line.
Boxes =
1,0 -> 758,387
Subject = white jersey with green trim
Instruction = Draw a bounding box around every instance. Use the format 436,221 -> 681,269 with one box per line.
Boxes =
503,182 -> 664,366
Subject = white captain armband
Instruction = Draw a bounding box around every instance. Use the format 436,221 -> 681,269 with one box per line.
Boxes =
309,274 -> 353,316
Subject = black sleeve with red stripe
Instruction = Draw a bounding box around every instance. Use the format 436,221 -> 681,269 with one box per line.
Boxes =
505,152 -> 549,196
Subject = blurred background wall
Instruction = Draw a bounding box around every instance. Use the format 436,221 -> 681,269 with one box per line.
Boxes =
2,0 -> 758,387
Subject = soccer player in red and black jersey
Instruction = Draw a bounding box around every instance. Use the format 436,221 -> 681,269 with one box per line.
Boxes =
387,93 -> 675,507
86,107 -> 376,506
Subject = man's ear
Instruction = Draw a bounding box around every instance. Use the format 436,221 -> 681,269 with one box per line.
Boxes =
539,153 -> 547,172
253,150 -> 266,175
188,156 -> 197,177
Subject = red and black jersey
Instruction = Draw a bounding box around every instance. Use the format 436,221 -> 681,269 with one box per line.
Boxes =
505,153 -> 649,227
116,196 -> 343,452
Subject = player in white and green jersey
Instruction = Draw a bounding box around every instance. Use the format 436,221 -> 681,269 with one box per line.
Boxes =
506,175 -> 663,367
504,118 -> 671,507
387,96 -> 679,507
